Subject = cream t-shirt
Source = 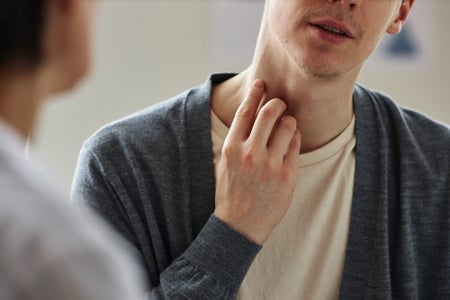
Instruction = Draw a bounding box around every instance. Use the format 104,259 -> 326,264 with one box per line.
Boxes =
210,111 -> 356,300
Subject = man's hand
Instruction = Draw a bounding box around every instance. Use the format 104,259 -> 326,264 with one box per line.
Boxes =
214,79 -> 301,245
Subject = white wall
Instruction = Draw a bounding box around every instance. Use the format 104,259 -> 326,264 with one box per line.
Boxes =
34,0 -> 450,191
359,0 -> 450,125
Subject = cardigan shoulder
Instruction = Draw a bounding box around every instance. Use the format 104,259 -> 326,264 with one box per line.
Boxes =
83,89 -> 194,158
354,84 -> 450,179
355,84 -> 450,144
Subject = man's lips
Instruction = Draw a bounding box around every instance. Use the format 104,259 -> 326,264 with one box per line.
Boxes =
309,20 -> 354,39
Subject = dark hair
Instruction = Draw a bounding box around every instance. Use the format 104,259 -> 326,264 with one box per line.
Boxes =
0,0 -> 45,69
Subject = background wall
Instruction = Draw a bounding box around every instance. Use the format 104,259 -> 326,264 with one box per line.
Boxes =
34,0 -> 450,192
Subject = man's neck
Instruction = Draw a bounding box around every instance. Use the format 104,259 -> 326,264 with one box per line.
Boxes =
211,61 -> 358,153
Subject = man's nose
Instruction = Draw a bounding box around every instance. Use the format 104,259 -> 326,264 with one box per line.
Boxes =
327,0 -> 362,9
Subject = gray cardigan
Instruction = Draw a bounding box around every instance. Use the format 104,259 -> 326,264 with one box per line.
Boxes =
72,74 -> 450,299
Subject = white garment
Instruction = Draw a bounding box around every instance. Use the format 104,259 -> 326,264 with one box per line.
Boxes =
211,111 -> 356,300
0,119 -> 143,300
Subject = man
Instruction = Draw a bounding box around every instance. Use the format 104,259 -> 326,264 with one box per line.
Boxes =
0,0 -> 144,299
73,0 -> 450,298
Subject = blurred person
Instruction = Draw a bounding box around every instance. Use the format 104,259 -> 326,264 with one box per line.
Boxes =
0,0 -> 144,299
73,0 -> 450,299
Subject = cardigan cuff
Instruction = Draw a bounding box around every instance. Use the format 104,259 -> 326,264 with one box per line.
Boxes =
182,214 -> 261,292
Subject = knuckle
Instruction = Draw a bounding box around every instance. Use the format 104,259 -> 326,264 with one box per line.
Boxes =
262,155 -> 282,176
242,147 -> 258,167
290,132 -> 301,150
258,99 -> 287,119
279,116 -> 297,132
222,143 -> 237,158
281,165 -> 296,182
236,106 -> 252,118
263,159 -> 276,175
259,106 -> 276,119
280,169 -> 293,183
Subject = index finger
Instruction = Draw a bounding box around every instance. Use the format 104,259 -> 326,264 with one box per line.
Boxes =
227,79 -> 265,143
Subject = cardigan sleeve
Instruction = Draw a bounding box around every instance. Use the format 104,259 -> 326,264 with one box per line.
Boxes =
71,141 -> 261,299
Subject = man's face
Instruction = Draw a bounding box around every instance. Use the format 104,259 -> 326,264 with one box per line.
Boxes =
263,0 -> 412,79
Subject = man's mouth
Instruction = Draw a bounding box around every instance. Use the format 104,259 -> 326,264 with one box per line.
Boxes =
315,24 -> 347,36
310,22 -> 353,39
